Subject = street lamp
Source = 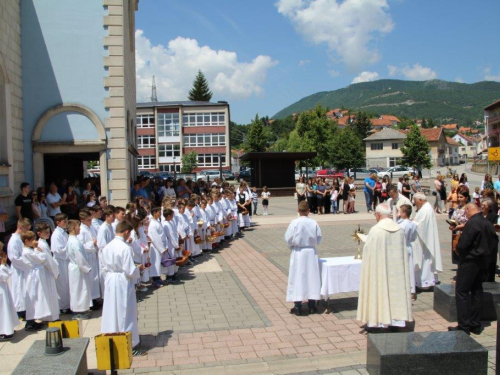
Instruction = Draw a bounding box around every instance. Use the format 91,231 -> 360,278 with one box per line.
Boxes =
173,156 -> 177,180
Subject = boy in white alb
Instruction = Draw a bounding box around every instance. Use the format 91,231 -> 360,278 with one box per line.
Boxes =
97,206 -> 116,295
0,242 -> 20,340
51,213 -> 71,313
78,210 -> 101,305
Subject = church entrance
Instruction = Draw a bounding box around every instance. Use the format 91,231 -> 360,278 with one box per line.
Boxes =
43,152 -> 100,187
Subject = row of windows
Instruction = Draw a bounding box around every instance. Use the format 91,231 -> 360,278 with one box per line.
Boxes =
159,164 -> 181,173
183,133 -> 226,147
159,144 -> 180,158
137,114 -> 155,128
197,154 -> 226,167
137,112 -> 226,129
158,113 -> 180,137
137,135 -> 155,148
370,143 -> 399,150
138,156 -> 156,169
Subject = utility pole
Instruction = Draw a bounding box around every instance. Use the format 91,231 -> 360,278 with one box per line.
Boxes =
151,75 -> 158,102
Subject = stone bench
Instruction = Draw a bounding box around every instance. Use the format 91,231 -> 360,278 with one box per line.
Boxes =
13,338 -> 89,375
367,331 -> 487,375
434,282 -> 500,322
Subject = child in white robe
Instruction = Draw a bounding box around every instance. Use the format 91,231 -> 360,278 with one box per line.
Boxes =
398,204 -> 417,299
97,206 -> 115,295
51,213 -> 71,313
90,205 -> 103,233
148,207 -> 167,288
162,209 -> 178,282
67,220 -> 93,319
0,242 -> 19,341
186,200 -> 201,257
78,210 -> 101,303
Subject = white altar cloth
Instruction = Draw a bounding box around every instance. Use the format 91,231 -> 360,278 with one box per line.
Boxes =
320,256 -> 362,297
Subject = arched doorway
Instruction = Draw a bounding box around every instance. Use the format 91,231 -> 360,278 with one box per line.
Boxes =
32,103 -> 108,196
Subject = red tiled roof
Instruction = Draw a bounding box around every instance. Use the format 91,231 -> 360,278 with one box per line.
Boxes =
337,116 -> 353,125
446,136 -> 460,146
441,123 -> 457,130
371,115 -> 400,127
420,127 -> 443,142
456,132 -> 481,143
458,127 -> 471,133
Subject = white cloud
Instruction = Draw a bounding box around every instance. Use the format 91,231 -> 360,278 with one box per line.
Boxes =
483,67 -> 500,81
299,59 -> 311,67
276,0 -> 394,71
387,63 -> 437,80
352,71 -> 379,84
329,69 -> 341,78
455,77 -> 464,83
135,30 -> 278,102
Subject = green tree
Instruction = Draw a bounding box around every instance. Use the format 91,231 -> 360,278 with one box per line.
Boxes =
270,137 -> 289,152
400,125 -> 432,170
353,111 -> 372,140
287,105 -> 337,166
330,128 -> 364,170
181,151 -> 198,173
427,118 -> 435,128
230,121 -> 248,148
397,118 -> 415,130
421,117 -> 427,129
188,70 -> 213,101
244,114 -> 267,152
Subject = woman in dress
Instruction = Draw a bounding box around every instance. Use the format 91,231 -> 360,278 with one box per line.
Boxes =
348,177 -> 356,213
340,177 -> 350,214
449,186 -> 470,268
295,176 -> 307,204
380,176 -> 388,203
316,180 -> 325,215
306,178 -> 316,214
324,179 -> 331,214
481,174 -> 494,193
31,191 -> 41,220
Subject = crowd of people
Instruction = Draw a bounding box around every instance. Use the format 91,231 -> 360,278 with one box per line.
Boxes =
288,171 -> 500,336
295,174 -> 421,215
0,176 -> 260,355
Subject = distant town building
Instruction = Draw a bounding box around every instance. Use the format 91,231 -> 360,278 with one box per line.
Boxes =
136,101 -> 230,173
370,115 -> 400,128
452,133 -> 481,158
485,98 -> 500,148
441,123 -> 458,131
0,0 -> 139,223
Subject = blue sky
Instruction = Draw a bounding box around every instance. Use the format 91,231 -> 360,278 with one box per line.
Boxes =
135,0 -> 500,124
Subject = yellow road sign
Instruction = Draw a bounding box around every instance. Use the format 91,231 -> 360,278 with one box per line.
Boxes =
489,147 -> 500,161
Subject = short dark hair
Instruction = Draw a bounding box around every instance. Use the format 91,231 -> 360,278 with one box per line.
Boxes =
103,207 -> 115,218
54,213 -> 68,223
151,206 -> 161,215
163,208 -> 174,218
20,182 -> 30,190
116,220 -> 133,233
400,204 -> 412,217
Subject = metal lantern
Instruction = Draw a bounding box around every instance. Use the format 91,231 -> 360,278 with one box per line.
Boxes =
45,327 -> 64,356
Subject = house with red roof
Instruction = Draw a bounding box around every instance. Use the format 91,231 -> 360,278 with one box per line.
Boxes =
458,126 -> 472,134
441,123 -> 458,131
452,133 -> 481,158
370,115 -> 400,128
485,97 -> 500,150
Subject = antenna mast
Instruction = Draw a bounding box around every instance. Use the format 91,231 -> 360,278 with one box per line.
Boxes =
151,75 -> 158,102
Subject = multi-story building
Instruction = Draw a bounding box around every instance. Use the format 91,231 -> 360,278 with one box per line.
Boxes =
136,101 -> 230,173
0,0 -> 139,226
486,98 -> 500,148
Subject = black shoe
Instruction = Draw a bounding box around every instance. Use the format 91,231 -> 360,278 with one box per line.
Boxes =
448,326 -> 470,335
290,307 -> 302,316
60,309 -> 71,314
25,324 -> 41,332
0,334 -> 14,341
90,304 -> 102,311
309,307 -> 318,314
470,326 -> 482,335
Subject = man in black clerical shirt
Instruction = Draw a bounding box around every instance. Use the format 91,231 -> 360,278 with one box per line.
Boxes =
449,203 -> 498,335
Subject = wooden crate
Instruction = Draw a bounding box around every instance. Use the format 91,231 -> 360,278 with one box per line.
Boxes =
48,320 -> 81,338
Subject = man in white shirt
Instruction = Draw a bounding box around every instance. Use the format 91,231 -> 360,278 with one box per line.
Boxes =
46,184 -> 64,219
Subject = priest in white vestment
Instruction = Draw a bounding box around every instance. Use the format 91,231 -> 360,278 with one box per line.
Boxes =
78,211 -> 101,301
51,213 -> 71,312
285,201 -> 322,315
101,221 -> 144,355
357,203 -> 413,331
22,231 -> 60,324
387,185 -> 412,222
0,244 -> 19,340
67,221 -> 93,319
412,193 -> 443,289
7,218 -> 31,318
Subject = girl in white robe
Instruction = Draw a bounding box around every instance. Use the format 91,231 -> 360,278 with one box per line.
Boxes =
161,210 -> 177,280
0,244 -> 19,340
35,224 -> 60,321
67,221 -> 93,317
22,232 -> 58,325
228,192 -> 239,236
199,200 -> 210,251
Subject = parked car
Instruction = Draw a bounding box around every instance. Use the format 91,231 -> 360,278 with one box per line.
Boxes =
155,172 -> 171,181
198,169 -> 235,181
238,170 -> 251,181
222,170 -> 236,181
369,167 -> 384,173
316,169 -> 344,180
376,166 -> 415,179
347,168 -> 372,180
138,170 -> 152,178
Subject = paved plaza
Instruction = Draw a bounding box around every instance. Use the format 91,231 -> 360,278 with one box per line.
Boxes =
0,194 -> 497,374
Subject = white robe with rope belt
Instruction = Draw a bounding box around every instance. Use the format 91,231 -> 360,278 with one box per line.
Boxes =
412,201 -> 443,288
67,235 -> 93,313
0,264 -> 19,335
37,238 -> 60,319
148,219 -> 166,277
285,216 -> 322,302
51,226 -> 71,310
7,233 -> 29,312
97,222 -> 114,296
78,224 -> 101,299
101,236 -> 141,347
357,218 -> 413,327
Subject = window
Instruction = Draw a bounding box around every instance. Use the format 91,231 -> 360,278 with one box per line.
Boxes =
137,135 -> 155,148
158,113 -> 180,136
183,133 -> 226,147
371,143 -> 383,150
136,114 -> 155,128
158,144 -> 180,158
389,158 -> 400,167
138,156 -> 155,169
159,164 -> 180,173
392,143 -> 399,150
182,112 -> 225,126
197,153 -> 227,167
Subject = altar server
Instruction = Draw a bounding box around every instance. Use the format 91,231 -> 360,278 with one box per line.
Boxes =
412,193 -> 443,289
285,201 -> 322,315
78,211 -> 101,302
148,206 -> 167,288
97,206 -> 115,294
101,220 -> 145,355
357,203 -> 413,331
7,218 -> 31,319
51,213 -> 71,313
22,231 -> 59,327
67,220 -> 93,319
0,244 -> 19,341
112,206 -> 126,232
398,204 -> 417,299
90,205 -> 103,233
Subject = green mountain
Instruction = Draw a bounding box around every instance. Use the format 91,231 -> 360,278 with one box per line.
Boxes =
273,79 -> 500,125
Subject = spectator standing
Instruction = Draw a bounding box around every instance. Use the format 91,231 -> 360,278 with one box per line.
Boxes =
251,187 -> 258,215
316,180 -> 326,215
324,179 -> 331,214
373,176 -> 382,210
261,186 -> 271,216
31,191 -> 41,220
295,176 -> 307,204
493,174 -> 500,199
481,174 -> 493,193
363,173 -> 376,214
402,177 -> 411,200
46,184 -> 64,220
15,182 -> 33,221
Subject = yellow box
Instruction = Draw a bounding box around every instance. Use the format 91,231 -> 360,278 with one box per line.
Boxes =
95,332 -> 133,370
48,320 -> 81,338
